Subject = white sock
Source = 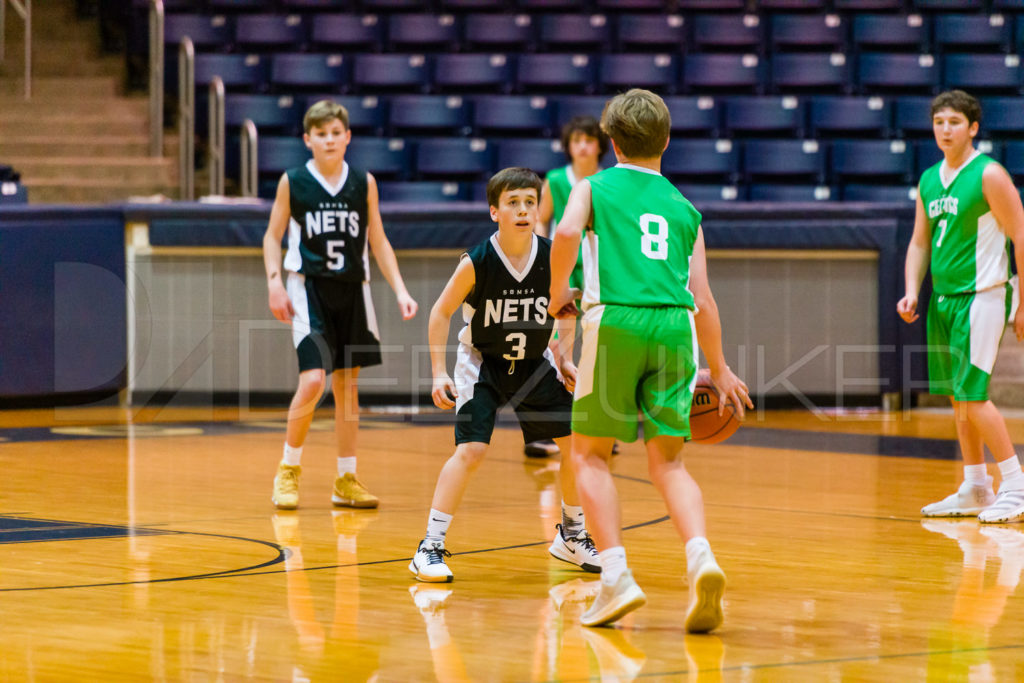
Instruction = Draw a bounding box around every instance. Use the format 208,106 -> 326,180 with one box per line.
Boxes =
560,502 -> 585,538
686,536 -> 713,570
425,508 -> 453,545
997,455 -> 1024,490
599,546 -> 628,586
964,463 -> 989,486
337,456 -> 356,477
282,443 -> 303,467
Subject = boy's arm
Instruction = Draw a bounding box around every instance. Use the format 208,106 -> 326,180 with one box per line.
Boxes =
548,179 -> 591,318
897,194 -> 931,324
983,163 -> 1024,341
262,174 -> 294,323
429,257 -> 476,409
691,227 -> 754,418
536,178 -> 553,237
365,172 -> 418,320
551,310 -> 578,393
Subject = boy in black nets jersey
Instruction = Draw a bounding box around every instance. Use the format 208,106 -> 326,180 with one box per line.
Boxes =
409,167 -> 599,582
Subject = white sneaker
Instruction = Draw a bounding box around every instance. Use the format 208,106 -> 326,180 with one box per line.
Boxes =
549,525 -> 601,573
409,541 -> 454,583
580,570 -> 647,627
685,546 -> 726,634
978,486 -> 1024,524
921,478 -> 995,517
409,584 -> 453,615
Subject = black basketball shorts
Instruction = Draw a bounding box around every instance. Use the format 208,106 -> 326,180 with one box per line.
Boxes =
287,272 -> 382,372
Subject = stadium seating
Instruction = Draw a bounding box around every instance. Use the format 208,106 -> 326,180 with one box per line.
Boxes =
538,14 -> 611,51
832,139 -> 914,183
193,53 -> 269,92
661,139 -> 740,183
682,54 -> 763,94
517,54 -> 596,93
225,93 -> 303,134
435,53 -> 515,93
617,14 -> 686,52
270,53 -> 348,93
379,181 -> 469,202
233,13 -> 307,52
462,13 -> 535,51
842,184 -> 917,202
352,54 -> 429,93
1003,141 -> 1024,177
933,14 -> 1012,53
723,96 -> 805,137
496,138 -> 565,175
257,136 -> 309,176
857,53 -> 940,94
664,96 -> 720,137
675,183 -> 743,202
851,14 -> 929,53
770,14 -> 847,53
748,184 -> 835,202
743,139 -> 826,183
345,137 -> 412,179
415,138 -> 494,179
387,13 -> 461,51
164,13 -> 233,49
808,96 -> 892,138
892,96 -> 934,138
943,54 -> 1022,94
472,95 -> 553,135
772,53 -> 851,94
599,54 -> 678,94
388,95 -> 471,135
691,14 -> 765,54
983,97 -> 1024,137
309,14 -> 383,52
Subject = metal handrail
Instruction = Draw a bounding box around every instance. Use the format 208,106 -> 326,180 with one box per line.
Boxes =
208,76 -> 225,196
0,0 -> 32,99
148,0 -> 164,157
240,119 -> 258,198
177,37 -> 195,201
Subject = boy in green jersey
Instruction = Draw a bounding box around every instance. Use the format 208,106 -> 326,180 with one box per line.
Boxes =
526,116 -> 609,460
898,90 -> 1024,524
549,89 -> 753,632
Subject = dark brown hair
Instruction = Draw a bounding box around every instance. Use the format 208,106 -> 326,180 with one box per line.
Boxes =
560,115 -> 610,161
486,167 -> 542,208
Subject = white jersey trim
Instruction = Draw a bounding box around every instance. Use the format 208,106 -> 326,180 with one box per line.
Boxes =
454,343 -> 483,412
489,232 -> 537,283
615,162 -> 662,177
306,159 -> 349,197
284,216 -> 301,273
969,285 -> 1008,373
287,272 -> 311,349
975,210 -> 1010,292
939,148 -> 981,189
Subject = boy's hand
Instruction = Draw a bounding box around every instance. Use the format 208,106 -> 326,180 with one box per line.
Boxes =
397,292 -> 419,320
708,367 -> 754,420
268,284 -> 294,323
548,287 -> 581,319
432,375 -> 457,410
559,359 -> 577,394
896,295 -> 919,323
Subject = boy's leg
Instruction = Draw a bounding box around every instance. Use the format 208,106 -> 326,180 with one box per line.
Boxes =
410,442 -> 488,583
646,435 -> 726,633
273,369 -> 327,510
330,367 -> 378,509
548,434 -> 600,573
967,400 -> 1024,523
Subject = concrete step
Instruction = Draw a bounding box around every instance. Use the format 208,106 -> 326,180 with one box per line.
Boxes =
0,114 -> 148,137
0,76 -> 121,97
0,135 -> 155,157
9,157 -> 177,184
0,96 -> 149,117
0,57 -> 122,78
22,179 -> 179,205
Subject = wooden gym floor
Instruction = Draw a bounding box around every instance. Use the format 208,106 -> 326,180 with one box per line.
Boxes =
2,403 -> 1024,681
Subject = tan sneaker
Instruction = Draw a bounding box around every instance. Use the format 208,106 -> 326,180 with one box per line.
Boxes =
272,463 -> 301,510
332,472 -> 379,508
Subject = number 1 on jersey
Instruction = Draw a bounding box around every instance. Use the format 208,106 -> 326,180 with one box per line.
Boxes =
935,219 -> 948,248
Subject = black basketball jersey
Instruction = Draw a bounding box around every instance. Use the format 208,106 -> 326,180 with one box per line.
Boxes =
460,233 -> 554,361
283,160 -> 369,281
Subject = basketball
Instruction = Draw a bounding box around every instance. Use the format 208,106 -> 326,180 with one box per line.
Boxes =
689,376 -> 741,445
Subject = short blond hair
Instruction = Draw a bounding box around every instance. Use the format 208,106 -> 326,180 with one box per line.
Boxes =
600,89 -> 670,160
303,99 -> 349,133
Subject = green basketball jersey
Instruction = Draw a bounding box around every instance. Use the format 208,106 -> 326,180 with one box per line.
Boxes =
583,164 -> 701,309
545,165 -> 573,227
918,151 -> 1011,295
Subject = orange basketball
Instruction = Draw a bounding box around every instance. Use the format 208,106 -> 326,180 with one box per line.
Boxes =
689,376 -> 740,444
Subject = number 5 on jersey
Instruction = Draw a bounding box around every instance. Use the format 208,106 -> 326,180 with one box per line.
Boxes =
327,239 -> 345,270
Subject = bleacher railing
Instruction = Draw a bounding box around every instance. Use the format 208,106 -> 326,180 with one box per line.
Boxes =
0,0 -> 32,99
148,0 -> 163,157
208,76 -> 225,197
178,37 -> 194,201
240,119 -> 258,198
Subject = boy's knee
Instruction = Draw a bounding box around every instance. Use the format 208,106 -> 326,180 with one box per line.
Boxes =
297,370 -> 327,396
454,443 -> 488,470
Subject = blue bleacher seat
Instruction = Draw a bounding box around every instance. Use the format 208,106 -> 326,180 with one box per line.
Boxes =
440,0 -> 513,9
664,96 -> 720,137
346,138 -> 411,180
309,14 -> 383,52
271,53 -> 348,93
551,95 -> 606,123
676,0 -> 745,8
913,0 -> 981,9
772,53 -> 850,94
164,13 -> 233,48
326,95 -> 388,134
994,0 -> 1024,8
463,13 -> 535,50
225,93 -> 303,134
748,184 -> 835,202
759,0 -> 827,8
0,180 -> 28,204
257,136 -> 308,176
279,0 -> 354,10
517,54 -> 596,93
388,13 -> 461,52
207,0 -> 274,11
379,181 -> 468,202
982,97 -> 1024,137
416,138 -> 495,179
944,54 -> 1023,94
691,14 -> 764,54
517,0 -> 586,9
388,94 -> 471,134
233,13 -> 307,51
661,139 -> 740,182
835,0 -> 906,8
851,14 -> 929,53
683,53 -> 764,94
193,53 -> 269,91
617,14 -> 687,52
595,0 -> 665,8
1003,141 -> 1024,178
472,95 -> 553,135
914,138 -> 943,175
892,95 -> 933,137
857,53 -> 939,94
496,138 -> 565,175
743,139 -> 826,182
361,0 -> 429,9
934,14 -> 1012,53
770,14 -> 847,52
600,54 -> 678,95
434,53 -> 514,93
538,14 -> 611,51
675,183 -> 743,203
352,54 -> 429,93
809,96 -> 891,138
722,96 -> 804,137
843,184 -> 917,202
832,139 -> 914,182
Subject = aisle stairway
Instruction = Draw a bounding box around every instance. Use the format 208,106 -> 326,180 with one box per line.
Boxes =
0,0 -> 177,203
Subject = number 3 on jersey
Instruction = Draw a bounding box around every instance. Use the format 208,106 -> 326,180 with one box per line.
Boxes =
640,213 -> 669,260
504,332 -> 526,361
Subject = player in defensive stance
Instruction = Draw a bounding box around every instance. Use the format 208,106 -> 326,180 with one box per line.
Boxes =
549,89 -> 752,631
410,167 -> 600,582
898,90 -> 1024,524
